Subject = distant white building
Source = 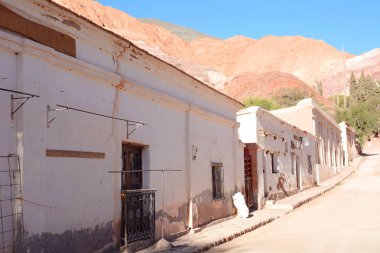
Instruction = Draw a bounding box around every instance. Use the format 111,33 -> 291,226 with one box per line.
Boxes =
272,98 -> 343,184
0,0 -> 244,252
238,106 -> 317,209
339,122 -> 360,166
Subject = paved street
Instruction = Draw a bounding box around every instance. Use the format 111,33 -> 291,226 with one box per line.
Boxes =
209,138 -> 380,253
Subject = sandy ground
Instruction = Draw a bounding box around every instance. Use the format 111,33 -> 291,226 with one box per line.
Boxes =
208,138 -> 380,253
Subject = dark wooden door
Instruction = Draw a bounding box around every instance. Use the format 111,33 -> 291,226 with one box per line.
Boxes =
121,144 -> 143,245
244,147 -> 255,207
122,144 -> 142,190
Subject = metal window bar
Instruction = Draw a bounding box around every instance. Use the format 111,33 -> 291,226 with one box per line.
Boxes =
0,155 -> 23,253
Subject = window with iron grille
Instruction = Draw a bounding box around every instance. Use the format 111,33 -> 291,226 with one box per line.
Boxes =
211,163 -> 224,200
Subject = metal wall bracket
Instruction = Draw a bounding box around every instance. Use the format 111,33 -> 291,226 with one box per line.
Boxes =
47,105 -> 68,128
127,122 -> 144,139
0,88 -> 40,120
47,104 -> 147,138
11,94 -> 31,119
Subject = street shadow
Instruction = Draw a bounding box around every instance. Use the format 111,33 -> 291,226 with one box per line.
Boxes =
361,153 -> 379,156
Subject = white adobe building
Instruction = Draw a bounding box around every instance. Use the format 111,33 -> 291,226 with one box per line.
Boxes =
339,122 -> 360,166
0,0 -> 244,252
272,98 -> 343,184
237,106 -> 317,209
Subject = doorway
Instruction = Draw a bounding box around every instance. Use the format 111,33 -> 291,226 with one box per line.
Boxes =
121,144 -> 142,191
120,144 -> 155,244
244,144 -> 258,209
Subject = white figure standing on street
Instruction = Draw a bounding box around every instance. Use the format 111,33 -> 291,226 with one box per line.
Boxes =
232,192 -> 249,218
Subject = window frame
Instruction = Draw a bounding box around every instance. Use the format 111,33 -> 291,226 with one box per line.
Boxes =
122,144 -> 143,190
211,162 -> 224,200
271,152 -> 280,173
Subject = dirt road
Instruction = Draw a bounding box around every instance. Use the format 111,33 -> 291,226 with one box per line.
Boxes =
209,138 -> 380,253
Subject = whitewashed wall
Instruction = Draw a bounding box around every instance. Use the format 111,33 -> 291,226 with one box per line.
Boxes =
238,107 -> 316,207
0,45 -> 23,253
272,99 -> 343,184
0,0 -> 244,251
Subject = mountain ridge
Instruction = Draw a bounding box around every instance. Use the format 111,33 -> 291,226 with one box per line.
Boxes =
139,18 -> 218,42
52,0 -> 378,104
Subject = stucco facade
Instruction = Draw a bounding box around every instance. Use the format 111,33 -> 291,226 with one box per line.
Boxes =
272,98 -> 343,184
339,122 -> 359,166
238,107 -> 317,209
0,1 -> 244,252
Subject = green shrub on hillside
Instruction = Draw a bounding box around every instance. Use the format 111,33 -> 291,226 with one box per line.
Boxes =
274,88 -> 310,108
243,97 -> 281,110
243,88 -> 311,111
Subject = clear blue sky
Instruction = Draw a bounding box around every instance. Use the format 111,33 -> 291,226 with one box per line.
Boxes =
98,0 -> 379,55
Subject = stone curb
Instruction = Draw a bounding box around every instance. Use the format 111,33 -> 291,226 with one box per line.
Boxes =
187,166 -> 360,253
141,157 -> 365,253
192,216 -> 281,253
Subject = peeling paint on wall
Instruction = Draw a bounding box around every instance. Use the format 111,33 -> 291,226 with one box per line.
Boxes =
154,189 -> 236,238
192,189 -> 235,228
62,19 -> 81,31
155,201 -> 188,238
268,188 -> 299,201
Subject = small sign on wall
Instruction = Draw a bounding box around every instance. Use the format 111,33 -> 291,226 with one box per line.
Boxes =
302,137 -> 310,147
46,149 -> 105,159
